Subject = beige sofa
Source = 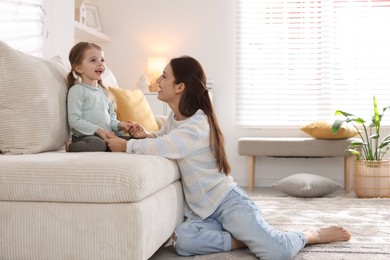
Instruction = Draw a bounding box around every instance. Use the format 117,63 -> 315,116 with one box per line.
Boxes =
0,41 -> 184,260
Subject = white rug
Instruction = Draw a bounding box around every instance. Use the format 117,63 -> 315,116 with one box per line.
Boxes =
194,196 -> 390,260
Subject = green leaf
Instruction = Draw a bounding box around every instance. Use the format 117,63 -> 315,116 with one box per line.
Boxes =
353,117 -> 366,124
335,110 -> 354,117
349,149 -> 361,160
379,138 -> 390,149
331,120 -> 344,133
349,149 -> 361,155
350,140 -> 364,145
383,106 -> 390,114
373,96 -> 380,133
370,134 -> 379,139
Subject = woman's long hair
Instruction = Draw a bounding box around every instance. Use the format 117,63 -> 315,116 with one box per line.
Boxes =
170,56 -> 231,175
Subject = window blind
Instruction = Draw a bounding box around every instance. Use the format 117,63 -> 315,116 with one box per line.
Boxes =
236,0 -> 390,128
0,0 -> 45,56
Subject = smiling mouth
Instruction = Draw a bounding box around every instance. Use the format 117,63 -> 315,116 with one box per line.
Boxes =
95,68 -> 104,75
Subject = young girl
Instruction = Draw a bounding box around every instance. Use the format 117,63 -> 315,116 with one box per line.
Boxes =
66,42 -> 131,152
105,56 -> 351,259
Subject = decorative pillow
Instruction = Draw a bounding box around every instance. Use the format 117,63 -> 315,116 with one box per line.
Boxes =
272,173 -> 342,197
108,88 -> 159,132
0,41 -> 69,154
301,120 -> 358,139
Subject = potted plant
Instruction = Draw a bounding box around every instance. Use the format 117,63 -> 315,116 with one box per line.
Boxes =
331,96 -> 390,198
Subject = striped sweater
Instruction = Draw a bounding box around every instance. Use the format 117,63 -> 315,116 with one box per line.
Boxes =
126,109 -> 236,219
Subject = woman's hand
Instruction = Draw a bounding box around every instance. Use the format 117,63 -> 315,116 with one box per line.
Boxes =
128,121 -> 150,139
105,135 -> 127,152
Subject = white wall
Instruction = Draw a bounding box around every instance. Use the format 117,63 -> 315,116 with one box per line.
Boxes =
89,0 -> 352,187
39,0 -> 74,61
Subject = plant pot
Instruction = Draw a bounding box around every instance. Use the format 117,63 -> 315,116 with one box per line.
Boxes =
354,160 -> 390,198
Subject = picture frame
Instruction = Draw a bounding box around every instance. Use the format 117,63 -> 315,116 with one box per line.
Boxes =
84,4 -> 102,31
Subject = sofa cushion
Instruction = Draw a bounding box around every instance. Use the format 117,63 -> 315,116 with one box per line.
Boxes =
0,151 -> 180,203
0,41 -> 69,154
109,88 -> 159,132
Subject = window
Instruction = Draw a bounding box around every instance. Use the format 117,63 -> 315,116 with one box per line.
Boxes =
0,0 -> 45,56
236,0 -> 390,128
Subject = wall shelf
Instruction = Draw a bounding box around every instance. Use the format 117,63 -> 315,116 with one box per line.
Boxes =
74,21 -> 111,43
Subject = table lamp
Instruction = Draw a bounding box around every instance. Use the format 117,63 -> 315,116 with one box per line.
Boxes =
147,56 -> 167,92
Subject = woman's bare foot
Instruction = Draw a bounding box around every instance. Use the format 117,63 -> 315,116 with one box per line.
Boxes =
231,237 -> 246,250
64,139 -> 72,152
303,226 -> 351,245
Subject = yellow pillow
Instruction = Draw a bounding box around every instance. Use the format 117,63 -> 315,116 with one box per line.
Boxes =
109,88 -> 159,132
301,120 -> 358,139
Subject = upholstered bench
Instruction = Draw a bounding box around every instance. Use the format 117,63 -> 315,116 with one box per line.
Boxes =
238,137 -> 356,192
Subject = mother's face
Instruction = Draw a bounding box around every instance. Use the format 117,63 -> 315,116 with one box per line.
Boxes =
156,64 -> 184,104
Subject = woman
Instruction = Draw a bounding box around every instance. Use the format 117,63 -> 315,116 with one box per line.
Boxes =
105,56 -> 350,259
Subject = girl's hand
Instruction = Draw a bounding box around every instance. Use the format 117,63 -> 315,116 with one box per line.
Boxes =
105,135 -> 127,152
96,128 -> 116,139
118,122 -> 130,132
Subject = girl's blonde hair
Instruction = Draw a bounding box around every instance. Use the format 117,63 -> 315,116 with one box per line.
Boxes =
67,42 -> 114,103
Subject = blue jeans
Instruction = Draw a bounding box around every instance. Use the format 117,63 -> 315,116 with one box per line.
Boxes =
173,186 -> 306,260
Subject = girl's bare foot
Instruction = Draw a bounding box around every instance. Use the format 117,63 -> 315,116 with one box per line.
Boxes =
65,139 -> 72,152
303,226 -> 351,245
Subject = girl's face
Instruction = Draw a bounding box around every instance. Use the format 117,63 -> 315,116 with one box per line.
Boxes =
156,64 -> 183,104
75,47 -> 105,86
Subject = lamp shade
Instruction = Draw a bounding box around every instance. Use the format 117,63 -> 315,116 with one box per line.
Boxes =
147,56 -> 168,79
